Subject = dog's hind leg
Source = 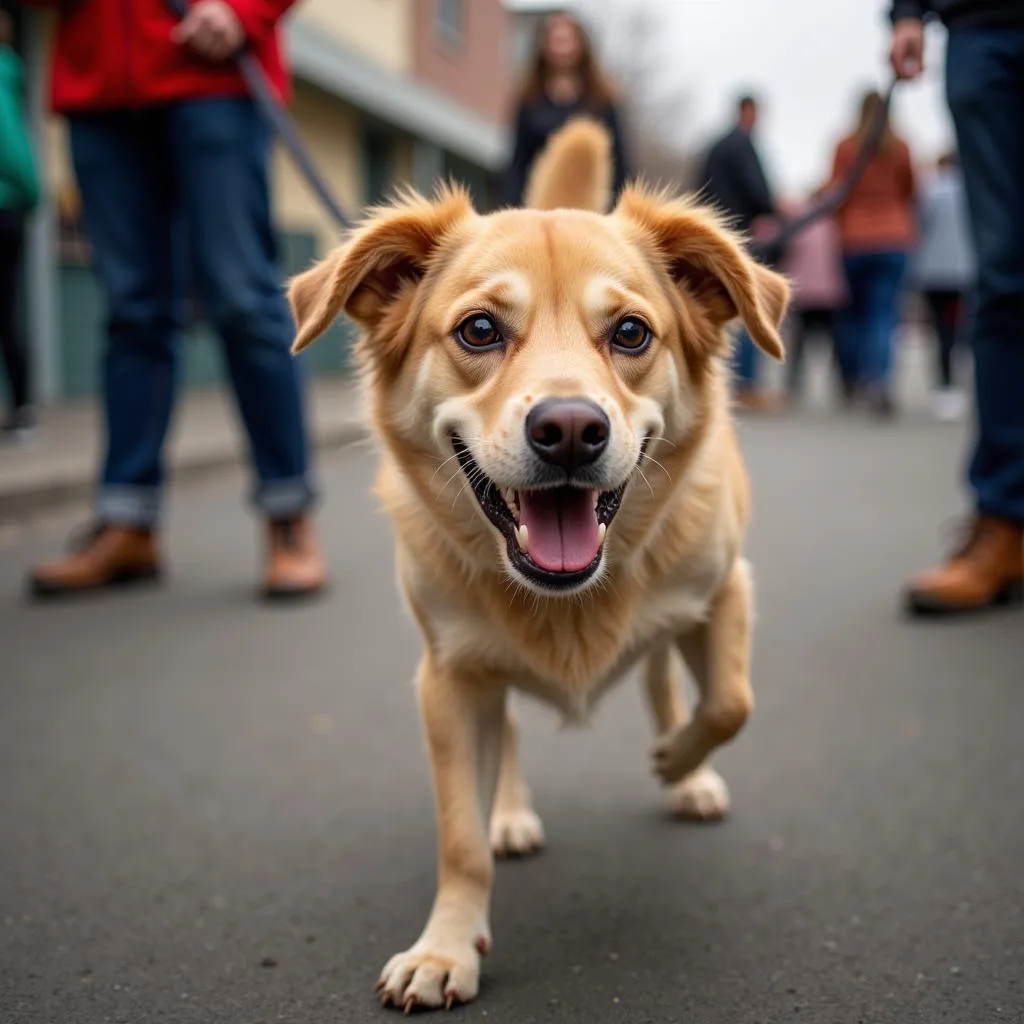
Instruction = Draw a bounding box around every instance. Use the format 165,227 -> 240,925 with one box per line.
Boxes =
489,705 -> 545,858
643,638 -> 732,821
650,559 -> 754,809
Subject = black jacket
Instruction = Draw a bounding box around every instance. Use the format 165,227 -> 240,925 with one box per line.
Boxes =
698,126 -> 775,236
891,0 -> 1024,27
501,96 -> 628,209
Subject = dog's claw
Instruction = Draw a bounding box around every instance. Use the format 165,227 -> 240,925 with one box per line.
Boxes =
404,995 -> 416,1015
445,993 -> 456,1010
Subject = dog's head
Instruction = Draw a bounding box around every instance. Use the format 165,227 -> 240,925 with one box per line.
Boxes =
290,185 -> 787,596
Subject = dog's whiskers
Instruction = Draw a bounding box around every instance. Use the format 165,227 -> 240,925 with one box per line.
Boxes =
642,454 -> 671,481
635,464 -> 655,496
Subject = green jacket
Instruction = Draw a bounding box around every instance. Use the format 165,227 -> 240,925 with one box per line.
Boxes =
0,46 -> 39,212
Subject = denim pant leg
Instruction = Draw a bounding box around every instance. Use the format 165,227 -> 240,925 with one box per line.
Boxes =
732,327 -> 759,387
862,251 -> 908,388
947,28 -> 1024,524
170,98 -> 316,519
837,255 -> 867,387
69,112 -> 184,527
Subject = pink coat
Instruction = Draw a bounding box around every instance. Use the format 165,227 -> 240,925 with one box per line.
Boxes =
780,213 -> 848,311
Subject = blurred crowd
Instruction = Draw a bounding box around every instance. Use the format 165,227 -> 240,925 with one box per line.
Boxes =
701,90 -> 975,424
0,1 -> 1020,618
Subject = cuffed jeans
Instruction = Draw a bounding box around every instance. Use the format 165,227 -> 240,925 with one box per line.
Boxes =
947,28 -> 1024,524
69,97 -> 315,526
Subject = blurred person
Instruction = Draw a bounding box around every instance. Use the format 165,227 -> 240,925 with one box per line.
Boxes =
23,0 -> 327,601
779,200 -> 847,400
502,11 -> 628,209
700,94 -> 783,412
829,90 -> 916,417
911,150 -> 975,422
0,9 -> 39,441
891,1 -> 1024,615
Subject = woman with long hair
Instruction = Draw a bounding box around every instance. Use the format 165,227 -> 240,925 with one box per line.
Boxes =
502,11 -> 628,209
830,89 -> 916,416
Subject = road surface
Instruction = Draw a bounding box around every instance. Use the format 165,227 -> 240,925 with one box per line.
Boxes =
2,400 -> 1022,1023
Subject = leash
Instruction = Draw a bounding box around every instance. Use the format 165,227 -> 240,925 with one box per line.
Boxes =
165,0 -> 352,231
749,77 -> 900,262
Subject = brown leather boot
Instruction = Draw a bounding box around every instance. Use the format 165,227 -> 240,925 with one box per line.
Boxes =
904,516 -> 1024,616
262,516 -> 327,600
29,523 -> 162,597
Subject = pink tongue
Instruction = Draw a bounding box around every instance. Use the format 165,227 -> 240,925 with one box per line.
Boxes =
518,488 -> 601,572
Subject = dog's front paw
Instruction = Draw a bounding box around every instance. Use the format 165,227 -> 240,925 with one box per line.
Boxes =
377,937 -> 484,1013
651,726 -> 701,785
670,765 -> 730,820
490,806 -> 545,859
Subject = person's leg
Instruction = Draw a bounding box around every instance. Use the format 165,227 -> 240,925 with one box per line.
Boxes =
948,30 -> 1024,526
863,251 -> 907,413
819,308 -> 844,393
925,289 -> 969,421
785,309 -> 808,396
0,209 -> 30,419
170,97 -> 323,596
72,111 -> 183,525
733,327 -> 759,389
925,290 -> 957,389
29,111 -> 180,595
905,28 -> 1024,614
836,254 -> 866,398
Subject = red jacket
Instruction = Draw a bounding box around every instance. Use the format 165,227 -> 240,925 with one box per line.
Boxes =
22,0 -> 294,113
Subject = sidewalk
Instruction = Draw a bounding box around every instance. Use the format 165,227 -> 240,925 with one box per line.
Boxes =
0,376 -> 367,522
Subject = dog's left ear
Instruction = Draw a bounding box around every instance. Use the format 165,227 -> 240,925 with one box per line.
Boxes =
616,188 -> 789,361
289,187 -> 474,354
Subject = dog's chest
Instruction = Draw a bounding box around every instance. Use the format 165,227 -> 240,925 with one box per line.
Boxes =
431,568 -> 720,722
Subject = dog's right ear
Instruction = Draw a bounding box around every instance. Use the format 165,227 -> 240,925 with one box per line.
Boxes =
289,187 -> 474,354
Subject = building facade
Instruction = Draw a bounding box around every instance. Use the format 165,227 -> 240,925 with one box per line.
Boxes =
8,0 -> 512,402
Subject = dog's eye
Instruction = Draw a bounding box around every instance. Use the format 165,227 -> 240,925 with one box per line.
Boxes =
611,317 -> 652,354
456,314 -> 502,351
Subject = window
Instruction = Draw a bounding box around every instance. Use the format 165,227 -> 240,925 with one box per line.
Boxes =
435,0 -> 465,50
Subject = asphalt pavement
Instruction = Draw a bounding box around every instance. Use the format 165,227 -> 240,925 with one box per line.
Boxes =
2,391 -> 1022,1023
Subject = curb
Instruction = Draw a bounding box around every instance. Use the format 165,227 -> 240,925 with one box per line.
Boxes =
0,421 -> 368,523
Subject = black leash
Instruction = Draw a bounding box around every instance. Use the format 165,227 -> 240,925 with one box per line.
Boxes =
749,77 -> 899,262
165,0 -> 352,231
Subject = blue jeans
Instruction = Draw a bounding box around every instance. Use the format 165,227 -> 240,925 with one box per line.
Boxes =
733,328 -> 759,388
837,251 -> 907,390
947,28 -> 1024,524
69,98 -> 315,526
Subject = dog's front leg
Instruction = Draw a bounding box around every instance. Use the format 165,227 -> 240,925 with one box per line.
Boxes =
378,654 -> 505,1012
652,558 -> 754,785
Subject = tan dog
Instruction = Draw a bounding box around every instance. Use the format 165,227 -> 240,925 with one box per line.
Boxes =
289,119 -> 788,1013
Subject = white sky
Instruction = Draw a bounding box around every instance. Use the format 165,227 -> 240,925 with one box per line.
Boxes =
522,0 -> 956,195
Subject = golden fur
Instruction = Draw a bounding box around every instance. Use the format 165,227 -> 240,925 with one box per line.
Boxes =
523,116 -> 613,212
289,122 -> 789,1013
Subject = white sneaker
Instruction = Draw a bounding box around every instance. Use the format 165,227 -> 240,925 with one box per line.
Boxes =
931,388 -> 967,423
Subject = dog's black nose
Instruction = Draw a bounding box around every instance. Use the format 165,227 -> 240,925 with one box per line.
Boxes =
526,398 -> 610,471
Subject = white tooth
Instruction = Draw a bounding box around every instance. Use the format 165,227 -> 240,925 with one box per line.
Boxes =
598,523 -> 607,545
516,524 -> 529,552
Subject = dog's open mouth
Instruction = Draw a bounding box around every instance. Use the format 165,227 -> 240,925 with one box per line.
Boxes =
452,436 -> 633,590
